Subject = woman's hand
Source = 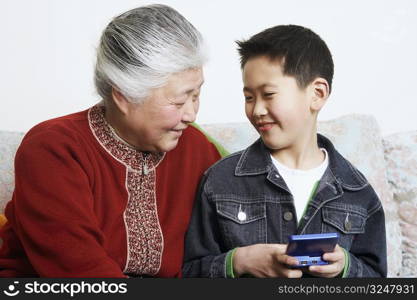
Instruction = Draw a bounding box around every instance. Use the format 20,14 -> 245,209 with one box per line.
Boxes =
233,244 -> 302,278
306,244 -> 346,278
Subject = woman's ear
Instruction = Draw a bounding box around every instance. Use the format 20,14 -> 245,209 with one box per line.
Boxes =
111,88 -> 130,115
310,77 -> 330,112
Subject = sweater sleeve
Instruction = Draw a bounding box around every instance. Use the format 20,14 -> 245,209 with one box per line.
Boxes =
9,128 -> 126,277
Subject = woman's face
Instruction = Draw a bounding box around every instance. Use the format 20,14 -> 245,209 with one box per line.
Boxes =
121,67 -> 204,153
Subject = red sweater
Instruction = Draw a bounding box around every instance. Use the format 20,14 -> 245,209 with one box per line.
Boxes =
0,105 -> 221,277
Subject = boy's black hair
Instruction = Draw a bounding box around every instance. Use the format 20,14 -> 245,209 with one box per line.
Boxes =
236,25 -> 334,93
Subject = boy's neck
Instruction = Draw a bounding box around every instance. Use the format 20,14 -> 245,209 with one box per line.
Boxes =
270,132 -> 324,170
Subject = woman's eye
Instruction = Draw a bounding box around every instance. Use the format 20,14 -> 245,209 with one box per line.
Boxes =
244,96 -> 253,102
168,99 -> 185,107
264,93 -> 275,98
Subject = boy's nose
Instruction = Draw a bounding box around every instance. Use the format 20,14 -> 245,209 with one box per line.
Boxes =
253,100 -> 268,117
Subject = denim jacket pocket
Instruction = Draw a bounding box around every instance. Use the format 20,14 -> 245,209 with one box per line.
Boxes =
321,205 -> 367,250
215,198 -> 267,248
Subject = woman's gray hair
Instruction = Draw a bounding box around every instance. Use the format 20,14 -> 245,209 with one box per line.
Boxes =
94,4 -> 207,103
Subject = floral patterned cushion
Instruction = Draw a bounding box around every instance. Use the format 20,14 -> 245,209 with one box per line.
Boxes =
0,131 -> 24,213
201,114 -> 402,277
383,131 -> 417,277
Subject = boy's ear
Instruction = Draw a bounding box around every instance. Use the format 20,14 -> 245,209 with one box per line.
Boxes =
111,88 -> 130,115
310,77 -> 330,112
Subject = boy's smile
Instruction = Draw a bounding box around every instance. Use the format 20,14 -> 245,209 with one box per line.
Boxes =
256,121 -> 275,132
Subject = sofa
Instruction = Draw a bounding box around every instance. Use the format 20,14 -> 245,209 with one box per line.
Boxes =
1,114 -> 416,277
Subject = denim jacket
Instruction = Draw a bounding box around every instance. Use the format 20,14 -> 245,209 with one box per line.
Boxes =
183,134 -> 387,278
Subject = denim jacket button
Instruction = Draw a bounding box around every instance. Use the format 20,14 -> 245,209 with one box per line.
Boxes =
344,220 -> 352,231
283,211 -> 293,221
238,211 -> 247,221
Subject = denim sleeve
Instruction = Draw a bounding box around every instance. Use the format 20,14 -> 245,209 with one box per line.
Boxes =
182,173 -> 229,278
345,199 -> 387,277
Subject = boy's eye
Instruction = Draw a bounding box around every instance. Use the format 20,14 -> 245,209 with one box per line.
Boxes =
264,92 -> 275,98
244,95 -> 253,102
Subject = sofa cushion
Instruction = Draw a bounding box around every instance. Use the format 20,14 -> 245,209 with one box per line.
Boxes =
0,131 -> 24,212
383,131 -> 417,277
199,122 -> 259,154
202,114 -> 402,277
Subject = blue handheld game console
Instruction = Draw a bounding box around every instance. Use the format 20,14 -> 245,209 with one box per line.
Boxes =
285,232 -> 339,267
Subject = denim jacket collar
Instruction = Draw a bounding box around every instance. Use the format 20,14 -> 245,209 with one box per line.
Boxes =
235,134 -> 368,190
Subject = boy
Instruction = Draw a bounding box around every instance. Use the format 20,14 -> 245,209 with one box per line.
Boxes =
183,25 -> 387,278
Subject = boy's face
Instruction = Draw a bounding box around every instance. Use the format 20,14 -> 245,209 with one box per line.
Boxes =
242,56 -> 315,153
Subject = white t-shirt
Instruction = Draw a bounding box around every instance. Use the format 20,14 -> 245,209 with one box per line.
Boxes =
271,149 -> 329,223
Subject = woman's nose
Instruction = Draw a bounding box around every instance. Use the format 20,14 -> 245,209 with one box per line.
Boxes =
182,99 -> 198,123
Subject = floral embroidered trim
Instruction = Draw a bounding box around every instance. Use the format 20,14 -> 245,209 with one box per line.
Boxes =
88,104 -> 164,275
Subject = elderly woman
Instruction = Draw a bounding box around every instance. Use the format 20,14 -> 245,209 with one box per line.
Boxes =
0,4 -> 224,277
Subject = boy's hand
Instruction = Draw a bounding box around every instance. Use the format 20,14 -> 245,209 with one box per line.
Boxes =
233,244 -> 302,278
306,244 -> 345,278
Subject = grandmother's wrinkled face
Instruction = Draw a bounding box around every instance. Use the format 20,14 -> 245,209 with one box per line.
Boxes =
121,67 -> 203,153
